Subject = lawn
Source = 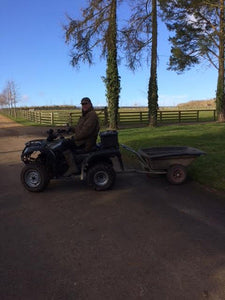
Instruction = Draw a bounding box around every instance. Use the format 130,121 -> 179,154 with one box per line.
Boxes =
8,116 -> 52,127
118,123 -> 225,192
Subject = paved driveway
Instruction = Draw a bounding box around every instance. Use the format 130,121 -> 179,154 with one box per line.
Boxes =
1,114 -> 225,300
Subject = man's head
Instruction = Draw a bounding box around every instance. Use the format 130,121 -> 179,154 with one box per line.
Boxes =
81,97 -> 92,112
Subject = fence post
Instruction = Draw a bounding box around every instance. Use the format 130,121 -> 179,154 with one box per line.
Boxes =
160,111 -> 162,122
118,112 -> 120,124
178,111 -> 181,123
140,112 -> 143,123
197,110 -> 199,122
104,107 -> 108,126
50,112 -> 54,125
36,111 -> 38,123
69,113 -> 72,126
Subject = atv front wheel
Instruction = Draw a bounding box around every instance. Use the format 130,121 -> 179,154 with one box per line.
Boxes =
87,163 -> 116,191
21,164 -> 49,192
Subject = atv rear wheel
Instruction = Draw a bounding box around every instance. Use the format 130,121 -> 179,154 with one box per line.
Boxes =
21,164 -> 49,192
87,163 -> 116,191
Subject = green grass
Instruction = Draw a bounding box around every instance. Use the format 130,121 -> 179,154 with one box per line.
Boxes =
117,123 -> 225,192
7,115 -> 52,127
199,110 -> 216,122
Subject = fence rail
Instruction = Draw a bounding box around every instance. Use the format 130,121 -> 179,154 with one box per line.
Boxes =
1,108 -> 217,126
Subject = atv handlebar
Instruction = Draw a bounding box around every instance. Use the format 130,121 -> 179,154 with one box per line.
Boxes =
46,127 -> 73,141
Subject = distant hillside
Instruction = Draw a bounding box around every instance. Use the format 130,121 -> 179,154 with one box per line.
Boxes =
177,99 -> 216,109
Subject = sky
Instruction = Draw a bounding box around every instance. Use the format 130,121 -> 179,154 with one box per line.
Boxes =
0,0 -> 218,108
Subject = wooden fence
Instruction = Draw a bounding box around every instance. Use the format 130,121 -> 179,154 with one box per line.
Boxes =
118,110 -> 216,125
14,109 -> 107,126
2,108 -> 217,127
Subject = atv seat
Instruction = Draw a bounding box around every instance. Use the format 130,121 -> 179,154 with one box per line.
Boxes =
74,144 -> 100,155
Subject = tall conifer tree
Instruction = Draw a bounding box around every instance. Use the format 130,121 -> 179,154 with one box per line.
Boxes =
64,0 -> 121,129
160,0 -> 225,121
121,0 -> 158,126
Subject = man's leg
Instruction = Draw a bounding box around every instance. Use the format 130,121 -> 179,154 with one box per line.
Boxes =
63,149 -> 78,176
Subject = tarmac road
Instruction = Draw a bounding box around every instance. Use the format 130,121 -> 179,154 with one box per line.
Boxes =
1,114 -> 225,300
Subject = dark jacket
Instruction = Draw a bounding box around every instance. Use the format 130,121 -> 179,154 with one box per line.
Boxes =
73,107 -> 99,151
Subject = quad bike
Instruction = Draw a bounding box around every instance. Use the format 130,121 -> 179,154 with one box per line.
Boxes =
20,129 -> 123,192
21,127 -> 205,192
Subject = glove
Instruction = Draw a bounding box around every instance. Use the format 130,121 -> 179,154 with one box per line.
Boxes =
57,129 -> 67,134
67,127 -> 74,133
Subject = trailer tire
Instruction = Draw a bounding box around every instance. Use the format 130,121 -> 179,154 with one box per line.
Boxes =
166,164 -> 187,185
87,163 -> 116,191
21,164 -> 49,192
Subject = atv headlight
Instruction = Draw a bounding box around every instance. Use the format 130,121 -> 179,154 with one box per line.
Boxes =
23,147 -> 31,155
25,140 -> 43,147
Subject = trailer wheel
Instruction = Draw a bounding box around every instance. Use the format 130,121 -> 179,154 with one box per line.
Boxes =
87,163 -> 116,191
166,164 -> 187,185
21,164 -> 49,192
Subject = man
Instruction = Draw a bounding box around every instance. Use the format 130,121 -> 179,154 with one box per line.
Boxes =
63,97 -> 99,176
73,97 -> 100,151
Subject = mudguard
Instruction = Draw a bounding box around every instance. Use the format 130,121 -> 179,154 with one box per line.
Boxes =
21,144 -> 56,162
80,148 -> 124,180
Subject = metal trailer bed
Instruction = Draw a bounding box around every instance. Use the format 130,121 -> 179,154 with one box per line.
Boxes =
121,144 -> 205,184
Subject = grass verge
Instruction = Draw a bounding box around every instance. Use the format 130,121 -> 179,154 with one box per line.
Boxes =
7,115 -> 51,127
118,123 -> 225,192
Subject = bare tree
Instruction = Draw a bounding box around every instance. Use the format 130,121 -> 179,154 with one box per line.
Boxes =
2,81 -> 20,116
0,93 -> 7,108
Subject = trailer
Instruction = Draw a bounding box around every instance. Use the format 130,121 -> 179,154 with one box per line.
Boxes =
121,144 -> 205,184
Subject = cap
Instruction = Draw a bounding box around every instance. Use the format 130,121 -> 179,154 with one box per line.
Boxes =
81,97 -> 91,104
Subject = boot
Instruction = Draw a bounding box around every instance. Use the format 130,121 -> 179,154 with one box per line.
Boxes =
63,150 -> 78,176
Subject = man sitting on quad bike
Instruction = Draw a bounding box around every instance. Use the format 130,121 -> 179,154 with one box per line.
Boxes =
62,97 -> 99,176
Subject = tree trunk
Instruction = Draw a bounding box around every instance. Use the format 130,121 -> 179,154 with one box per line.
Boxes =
216,0 -> 225,122
148,0 -> 158,127
106,0 -> 120,130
